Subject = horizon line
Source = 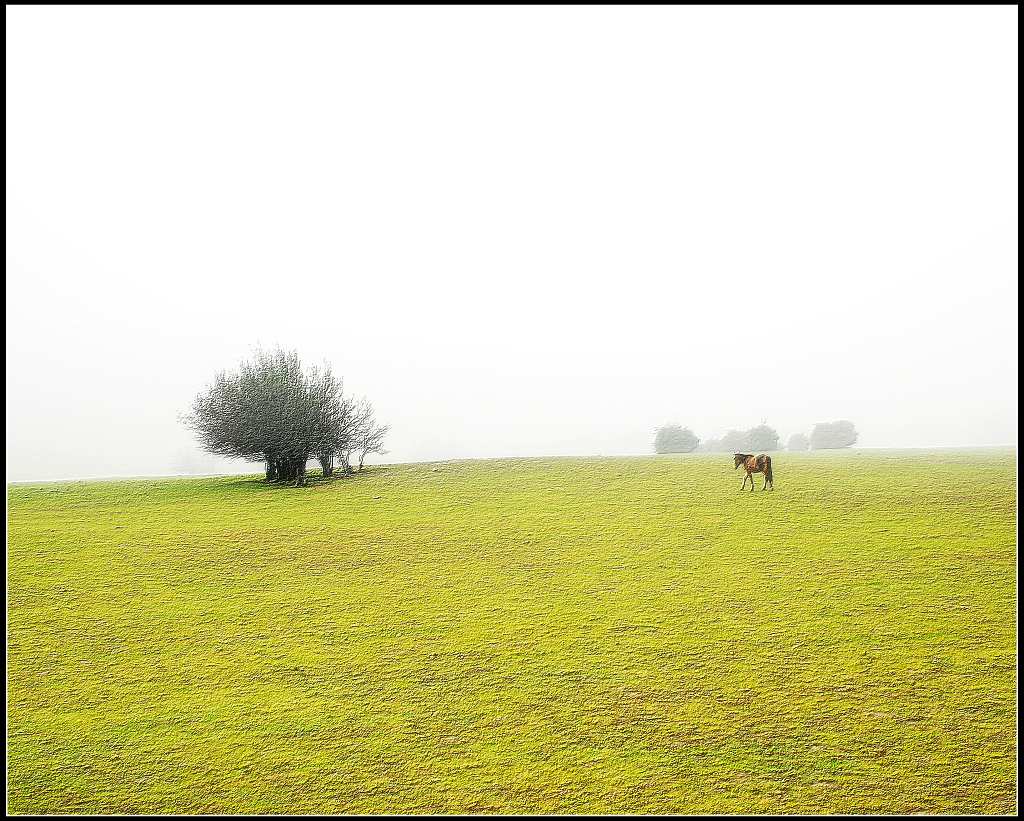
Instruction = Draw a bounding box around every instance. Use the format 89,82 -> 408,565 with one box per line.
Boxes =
6,444 -> 1018,485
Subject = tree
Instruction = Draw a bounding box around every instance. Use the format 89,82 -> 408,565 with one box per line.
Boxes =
787,432 -> 810,451
746,424 -> 780,452
183,346 -> 385,487
719,429 -> 750,453
351,397 -> 390,470
698,438 -> 723,453
309,371 -> 356,478
231,346 -> 313,483
239,348 -> 329,485
654,425 -> 700,454
810,420 -> 858,449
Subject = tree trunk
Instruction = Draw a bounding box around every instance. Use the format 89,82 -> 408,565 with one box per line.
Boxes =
276,458 -> 296,483
294,458 -> 307,487
317,453 -> 334,477
266,458 -> 277,482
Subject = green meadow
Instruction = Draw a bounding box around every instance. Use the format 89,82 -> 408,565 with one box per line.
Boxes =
5,449 -> 1017,814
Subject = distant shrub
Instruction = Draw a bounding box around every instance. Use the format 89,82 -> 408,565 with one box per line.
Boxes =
654,425 -> 700,454
698,438 -> 723,453
698,424 -> 783,453
787,433 -> 810,452
719,429 -> 751,452
746,424 -> 780,452
810,420 -> 858,449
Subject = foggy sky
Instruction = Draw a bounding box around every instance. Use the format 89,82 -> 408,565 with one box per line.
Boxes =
6,6 -> 1018,481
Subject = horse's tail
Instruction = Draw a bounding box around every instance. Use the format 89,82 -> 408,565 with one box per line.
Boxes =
765,455 -> 773,483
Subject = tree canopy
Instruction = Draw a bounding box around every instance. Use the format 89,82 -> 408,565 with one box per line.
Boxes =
745,424 -> 780,452
720,429 -> 752,453
654,425 -> 700,454
787,432 -> 810,451
810,420 -> 858,449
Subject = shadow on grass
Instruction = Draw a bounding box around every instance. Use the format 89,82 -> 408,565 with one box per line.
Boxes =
218,465 -> 390,492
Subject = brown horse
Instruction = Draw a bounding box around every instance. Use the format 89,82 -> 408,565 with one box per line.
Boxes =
734,453 -> 774,491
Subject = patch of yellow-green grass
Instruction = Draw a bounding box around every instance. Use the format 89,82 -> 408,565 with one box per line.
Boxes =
6,449 -> 1017,814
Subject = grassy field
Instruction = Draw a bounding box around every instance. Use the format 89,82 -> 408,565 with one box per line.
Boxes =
6,449 -> 1017,814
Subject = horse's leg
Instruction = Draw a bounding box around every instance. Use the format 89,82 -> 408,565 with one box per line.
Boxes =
740,472 -> 748,490
749,471 -> 754,492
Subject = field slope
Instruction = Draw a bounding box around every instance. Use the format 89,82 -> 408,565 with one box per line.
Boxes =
6,449 -> 1017,814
